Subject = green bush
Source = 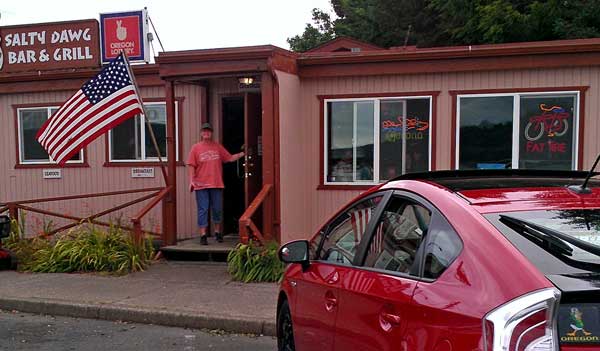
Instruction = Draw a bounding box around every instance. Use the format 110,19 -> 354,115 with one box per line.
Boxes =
4,222 -> 154,274
227,241 -> 284,283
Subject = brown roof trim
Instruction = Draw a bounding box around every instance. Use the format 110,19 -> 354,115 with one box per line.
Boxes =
0,64 -> 161,94
298,38 -> 600,65
0,64 -> 159,83
157,45 -> 296,64
306,36 -> 384,53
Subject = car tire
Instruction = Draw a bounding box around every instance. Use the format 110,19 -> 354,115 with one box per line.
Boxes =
277,299 -> 296,351
8,250 -> 17,270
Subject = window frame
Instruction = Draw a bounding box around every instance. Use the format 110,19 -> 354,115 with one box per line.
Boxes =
355,190 -> 463,282
15,105 -> 86,168
313,190 -> 391,265
321,93 -> 437,188
454,90 -> 582,170
105,100 -> 181,165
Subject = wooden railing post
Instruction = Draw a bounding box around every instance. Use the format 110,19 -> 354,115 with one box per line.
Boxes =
8,204 -> 18,225
131,219 -> 143,244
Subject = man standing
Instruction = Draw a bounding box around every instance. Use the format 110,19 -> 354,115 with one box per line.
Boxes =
187,123 -> 244,245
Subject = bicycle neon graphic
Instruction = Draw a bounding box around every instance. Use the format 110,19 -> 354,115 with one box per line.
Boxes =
524,104 -> 570,142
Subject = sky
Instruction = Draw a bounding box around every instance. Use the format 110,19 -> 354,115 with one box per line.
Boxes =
0,0 -> 332,53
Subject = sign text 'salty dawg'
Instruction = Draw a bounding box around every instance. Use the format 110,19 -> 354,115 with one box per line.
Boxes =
0,19 -> 100,73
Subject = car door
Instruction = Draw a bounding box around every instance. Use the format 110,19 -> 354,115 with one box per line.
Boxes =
292,193 -> 386,351
334,193 -> 433,351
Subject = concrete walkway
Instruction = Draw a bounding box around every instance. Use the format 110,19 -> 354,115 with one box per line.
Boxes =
0,261 -> 279,336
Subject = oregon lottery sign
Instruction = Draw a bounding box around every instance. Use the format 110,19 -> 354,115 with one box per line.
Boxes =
100,10 -> 149,64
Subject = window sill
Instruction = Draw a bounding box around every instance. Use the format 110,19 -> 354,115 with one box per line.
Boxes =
317,184 -> 378,191
103,161 -> 186,167
15,162 -> 89,169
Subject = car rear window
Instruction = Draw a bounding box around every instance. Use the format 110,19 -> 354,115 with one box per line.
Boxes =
486,209 -> 600,274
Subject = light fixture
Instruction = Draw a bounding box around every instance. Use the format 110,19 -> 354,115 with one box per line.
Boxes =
238,77 -> 254,85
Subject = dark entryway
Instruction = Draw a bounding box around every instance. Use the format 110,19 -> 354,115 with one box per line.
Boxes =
221,93 -> 263,236
222,97 -> 245,235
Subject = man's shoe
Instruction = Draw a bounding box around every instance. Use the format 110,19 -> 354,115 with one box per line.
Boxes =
200,235 -> 208,245
215,232 -> 223,243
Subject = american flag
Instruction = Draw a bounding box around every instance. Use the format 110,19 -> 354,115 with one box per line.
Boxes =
350,208 -> 371,243
36,53 -> 143,165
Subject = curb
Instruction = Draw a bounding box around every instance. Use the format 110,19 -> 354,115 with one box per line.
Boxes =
0,297 -> 276,336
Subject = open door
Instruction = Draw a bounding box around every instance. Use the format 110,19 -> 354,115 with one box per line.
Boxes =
244,93 -> 263,223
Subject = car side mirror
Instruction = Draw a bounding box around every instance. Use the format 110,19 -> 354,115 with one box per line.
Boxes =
0,215 -> 10,239
278,240 -> 310,270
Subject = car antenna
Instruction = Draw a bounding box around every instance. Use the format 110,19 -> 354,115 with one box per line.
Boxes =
568,153 -> 600,194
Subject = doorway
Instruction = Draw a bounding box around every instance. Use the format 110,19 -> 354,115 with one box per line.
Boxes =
221,94 -> 263,236
222,97 -> 245,235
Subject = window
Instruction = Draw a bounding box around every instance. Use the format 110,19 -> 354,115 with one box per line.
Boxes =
364,197 -> 431,275
318,196 -> 383,265
457,92 -> 579,170
108,102 -> 178,162
422,215 -> 463,279
325,96 -> 432,185
17,107 -> 84,164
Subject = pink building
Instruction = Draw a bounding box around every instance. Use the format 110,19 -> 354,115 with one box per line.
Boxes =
2,20 -> 600,245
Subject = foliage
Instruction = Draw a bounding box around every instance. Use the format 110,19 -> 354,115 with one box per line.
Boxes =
288,0 -> 600,51
227,241 -> 284,283
4,221 -> 154,274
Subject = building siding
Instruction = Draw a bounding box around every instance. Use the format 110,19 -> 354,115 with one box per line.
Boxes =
1,84 -> 204,239
277,66 -> 600,243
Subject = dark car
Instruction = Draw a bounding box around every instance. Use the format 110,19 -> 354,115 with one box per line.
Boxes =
277,170 -> 600,351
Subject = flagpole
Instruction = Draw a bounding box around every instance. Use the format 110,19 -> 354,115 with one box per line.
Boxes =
122,52 -> 168,184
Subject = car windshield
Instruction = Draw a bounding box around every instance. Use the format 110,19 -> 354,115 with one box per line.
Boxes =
487,209 -> 600,269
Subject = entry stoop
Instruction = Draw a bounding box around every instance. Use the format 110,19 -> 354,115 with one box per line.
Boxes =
159,235 -> 238,262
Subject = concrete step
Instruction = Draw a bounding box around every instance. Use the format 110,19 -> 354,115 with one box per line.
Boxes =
160,235 -> 238,262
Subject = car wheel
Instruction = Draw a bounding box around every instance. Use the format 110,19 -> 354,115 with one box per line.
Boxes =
9,250 -> 17,270
277,299 -> 296,351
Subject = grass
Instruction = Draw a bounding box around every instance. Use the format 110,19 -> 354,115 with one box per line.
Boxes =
4,219 -> 155,275
227,241 -> 284,283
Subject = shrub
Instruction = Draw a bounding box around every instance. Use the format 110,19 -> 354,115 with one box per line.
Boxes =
227,241 -> 284,283
4,222 -> 154,274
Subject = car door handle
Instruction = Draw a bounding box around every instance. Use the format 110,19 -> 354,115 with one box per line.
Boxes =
325,291 -> 337,312
380,312 -> 401,325
379,312 -> 402,331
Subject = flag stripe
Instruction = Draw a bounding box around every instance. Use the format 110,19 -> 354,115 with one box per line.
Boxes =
50,95 -> 140,160
39,93 -> 88,146
45,88 -> 138,153
54,105 -> 142,163
36,91 -> 85,141
42,94 -> 92,148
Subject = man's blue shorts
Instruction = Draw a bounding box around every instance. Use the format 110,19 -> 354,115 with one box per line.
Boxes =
194,188 -> 223,228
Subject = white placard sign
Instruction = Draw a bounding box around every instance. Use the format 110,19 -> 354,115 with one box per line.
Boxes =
42,169 -> 62,179
131,167 -> 154,178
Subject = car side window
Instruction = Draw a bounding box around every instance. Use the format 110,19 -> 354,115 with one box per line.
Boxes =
319,196 -> 383,265
363,196 -> 431,275
422,215 -> 463,279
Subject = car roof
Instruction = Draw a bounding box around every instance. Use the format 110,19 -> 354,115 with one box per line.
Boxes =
389,170 -> 600,213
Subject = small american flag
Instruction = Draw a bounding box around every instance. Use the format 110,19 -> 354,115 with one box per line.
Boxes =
350,208 -> 371,243
36,53 -> 143,165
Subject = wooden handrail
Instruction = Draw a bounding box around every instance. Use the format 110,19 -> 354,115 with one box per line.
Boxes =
240,184 -> 272,223
239,184 -> 273,245
3,187 -> 164,206
131,186 -> 171,222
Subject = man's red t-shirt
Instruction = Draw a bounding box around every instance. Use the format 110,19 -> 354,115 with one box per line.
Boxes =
186,141 -> 234,190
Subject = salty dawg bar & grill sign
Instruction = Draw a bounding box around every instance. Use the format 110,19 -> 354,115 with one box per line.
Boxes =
0,19 -> 100,74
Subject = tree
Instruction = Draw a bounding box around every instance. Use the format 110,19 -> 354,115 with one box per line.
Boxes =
288,0 -> 600,52
287,9 -> 335,52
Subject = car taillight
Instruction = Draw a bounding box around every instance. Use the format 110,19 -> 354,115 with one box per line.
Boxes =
484,288 -> 561,351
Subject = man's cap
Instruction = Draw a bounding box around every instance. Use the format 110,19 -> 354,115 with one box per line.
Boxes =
201,123 -> 213,131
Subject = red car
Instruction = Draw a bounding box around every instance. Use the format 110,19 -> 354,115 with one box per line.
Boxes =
277,170 -> 600,351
